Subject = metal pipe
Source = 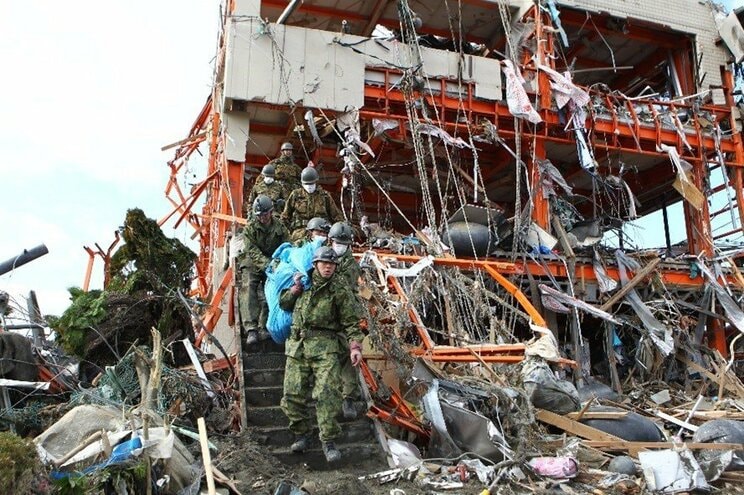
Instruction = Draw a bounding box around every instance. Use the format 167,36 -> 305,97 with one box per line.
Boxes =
277,0 -> 302,24
0,244 -> 49,276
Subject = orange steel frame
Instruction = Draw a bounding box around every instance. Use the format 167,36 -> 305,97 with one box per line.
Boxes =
140,5 -> 744,351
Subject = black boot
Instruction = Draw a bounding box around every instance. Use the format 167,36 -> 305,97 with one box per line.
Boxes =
342,398 -> 357,420
290,434 -> 311,453
322,441 -> 341,463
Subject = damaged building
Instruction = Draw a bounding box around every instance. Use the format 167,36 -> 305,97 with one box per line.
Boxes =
146,0 -> 744,490
154,0 -> 744,490
5,0 -> 744,493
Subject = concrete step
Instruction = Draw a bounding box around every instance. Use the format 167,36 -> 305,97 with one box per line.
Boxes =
244,368 -> 285,387
246,403 -> 369,427
252,421 -> 374,448
245,386 -> 284,407
272,442 -> 384,470
243,337 -> 285,354
242,352 -> 286,370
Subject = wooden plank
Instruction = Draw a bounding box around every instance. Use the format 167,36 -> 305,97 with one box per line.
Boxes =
655,410 -> 698,432
198,417 -> 217,495
566,411 -> 628,420
673,410 -> 744,420
551,214 -> 575,258
572,400 -> 593,421
599,258 -> 661,311
535,409 -> 624,442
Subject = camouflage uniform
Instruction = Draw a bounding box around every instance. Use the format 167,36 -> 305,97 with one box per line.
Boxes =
279,270 -> 363,442
269,156 -> 303,194
246,178 -> 287,216
282,188 -> 343,241
334,249 -> 362,401
335,249 -> 361,293
238,215 -> 289,332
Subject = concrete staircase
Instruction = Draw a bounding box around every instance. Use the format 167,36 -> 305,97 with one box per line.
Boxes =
242,337 -> 383,469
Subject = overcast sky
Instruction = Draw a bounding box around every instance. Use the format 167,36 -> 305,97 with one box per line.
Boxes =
0,1 -> 217,318
1,0 -> 743,320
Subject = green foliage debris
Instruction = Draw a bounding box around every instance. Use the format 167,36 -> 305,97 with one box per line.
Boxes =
0,431 -> 40,494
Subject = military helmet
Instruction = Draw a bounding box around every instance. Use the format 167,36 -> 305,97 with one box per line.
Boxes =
306,217 -> 331,233
280,142 -> 294,151
313,246 -> 339,264
329,222 -> 353,245
300,166 -> 319,184
261,164 -> 275,177
252,194 -> 273,214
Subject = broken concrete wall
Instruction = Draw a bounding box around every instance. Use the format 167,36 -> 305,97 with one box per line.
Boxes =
223,17 -> 503,111
224,18 -> 366,111
558,0 -> 731,103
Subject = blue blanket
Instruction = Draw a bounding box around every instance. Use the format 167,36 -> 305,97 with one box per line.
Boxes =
264,239 -> 322,343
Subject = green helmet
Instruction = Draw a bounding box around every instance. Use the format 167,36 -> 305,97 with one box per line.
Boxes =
252,195 -> 273,214
261,164 -> 275,177
306,217 -> 331,233
329,222 -> 353,244
300,166 -> 319,184
312,246 -> 338,264
280,142 -> 294,151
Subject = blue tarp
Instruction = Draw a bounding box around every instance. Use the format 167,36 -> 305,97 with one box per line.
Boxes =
265,239 -> 323,343
51,436 -> 143,480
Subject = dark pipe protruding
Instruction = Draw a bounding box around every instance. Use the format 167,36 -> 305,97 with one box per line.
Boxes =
0,244 -> 49,276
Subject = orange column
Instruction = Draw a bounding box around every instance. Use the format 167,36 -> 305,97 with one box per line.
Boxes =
529,5 -> 551,230
531,138 -> 549,229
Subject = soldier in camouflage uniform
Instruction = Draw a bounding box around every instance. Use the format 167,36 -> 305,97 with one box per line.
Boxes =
328,222 -> 362,419
269,142 -> 303,194
239,195 -> 289,345
294,217 -> 331,247
247,164 -> 287,216
282,167 -> 343,241
279,246 -> 363,463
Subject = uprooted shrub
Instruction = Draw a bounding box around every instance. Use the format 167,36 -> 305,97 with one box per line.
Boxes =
49,208 -> 197,373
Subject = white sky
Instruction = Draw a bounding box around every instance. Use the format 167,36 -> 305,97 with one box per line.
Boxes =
0,1 -> 217,317
0,0 -> 743,319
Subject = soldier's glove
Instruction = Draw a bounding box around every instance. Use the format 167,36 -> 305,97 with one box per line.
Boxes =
350,341 -> 362,367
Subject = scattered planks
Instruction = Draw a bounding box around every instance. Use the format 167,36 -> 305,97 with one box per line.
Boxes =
536,409 -> 744,457
676,354 -> 744,398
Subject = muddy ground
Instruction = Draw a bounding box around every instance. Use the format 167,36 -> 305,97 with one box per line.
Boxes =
207,432 -> 490,495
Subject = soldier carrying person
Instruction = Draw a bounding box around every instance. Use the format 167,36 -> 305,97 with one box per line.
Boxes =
239,195 -> 289,345
279,246 -> 363,463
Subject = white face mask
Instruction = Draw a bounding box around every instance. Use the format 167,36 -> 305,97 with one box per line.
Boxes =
332,242 -> 348,256
302,183 -> 317,194
263,177 -> 275,184
312,235 -> 327,243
